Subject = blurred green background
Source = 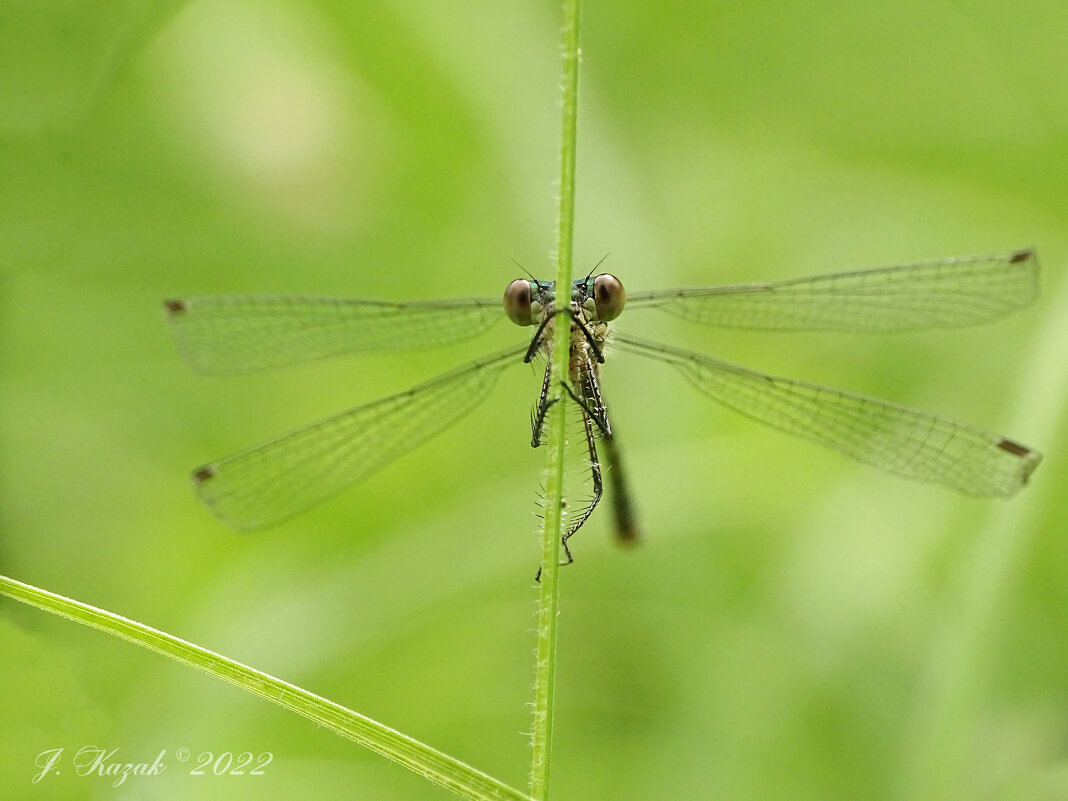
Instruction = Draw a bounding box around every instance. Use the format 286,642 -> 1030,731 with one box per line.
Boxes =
2,1 -> 1066,799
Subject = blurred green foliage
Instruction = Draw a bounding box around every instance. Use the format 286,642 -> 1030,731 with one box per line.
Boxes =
2,1 -> 1066,799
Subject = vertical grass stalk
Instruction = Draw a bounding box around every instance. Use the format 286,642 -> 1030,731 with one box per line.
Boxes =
529,0 -> 581,798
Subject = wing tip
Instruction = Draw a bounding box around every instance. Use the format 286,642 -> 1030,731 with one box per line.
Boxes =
190,464 -> 273,531
163,298 -> 189,316
995,438 -> 1043,494
191,464 -> 216,485
1008,248 -> 1036,264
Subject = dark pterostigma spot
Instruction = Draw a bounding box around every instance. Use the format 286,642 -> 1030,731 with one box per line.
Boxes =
164,299 -> 188,315
192,465 -> 216,484
997,438 -> 1033,457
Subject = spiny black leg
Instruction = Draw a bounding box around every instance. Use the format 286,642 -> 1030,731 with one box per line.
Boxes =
524,311 -> 555,363
534,542 -> 571,582
565,361 -> 638,548
530,397 -> 560,448
530,359 -> 555,447
569,313 -> 606,364
523,307 -> 606,365
578,358 -> 611,435
560,380 -> 611,439
533,403 -> 602,581
535,541 -> 574,582
559,405 -> 604,557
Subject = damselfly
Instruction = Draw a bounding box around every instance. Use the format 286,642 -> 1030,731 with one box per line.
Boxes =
165,249 -> 1042,562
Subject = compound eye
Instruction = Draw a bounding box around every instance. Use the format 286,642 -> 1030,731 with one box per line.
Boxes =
592,273 -> 625,321
504,279 -> 534,326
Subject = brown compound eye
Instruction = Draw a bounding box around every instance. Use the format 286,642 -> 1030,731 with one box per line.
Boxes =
592,273 -> 625,321
504,279 -> 534,326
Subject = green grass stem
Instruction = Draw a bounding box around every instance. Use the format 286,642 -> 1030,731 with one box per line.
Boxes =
529,1 -> 581,798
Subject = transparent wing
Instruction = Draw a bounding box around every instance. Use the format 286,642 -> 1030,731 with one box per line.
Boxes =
192,346 -> 524,529
614,334 -> 1041,497
626,250 -> 1038,333
164,294 -> 503,375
